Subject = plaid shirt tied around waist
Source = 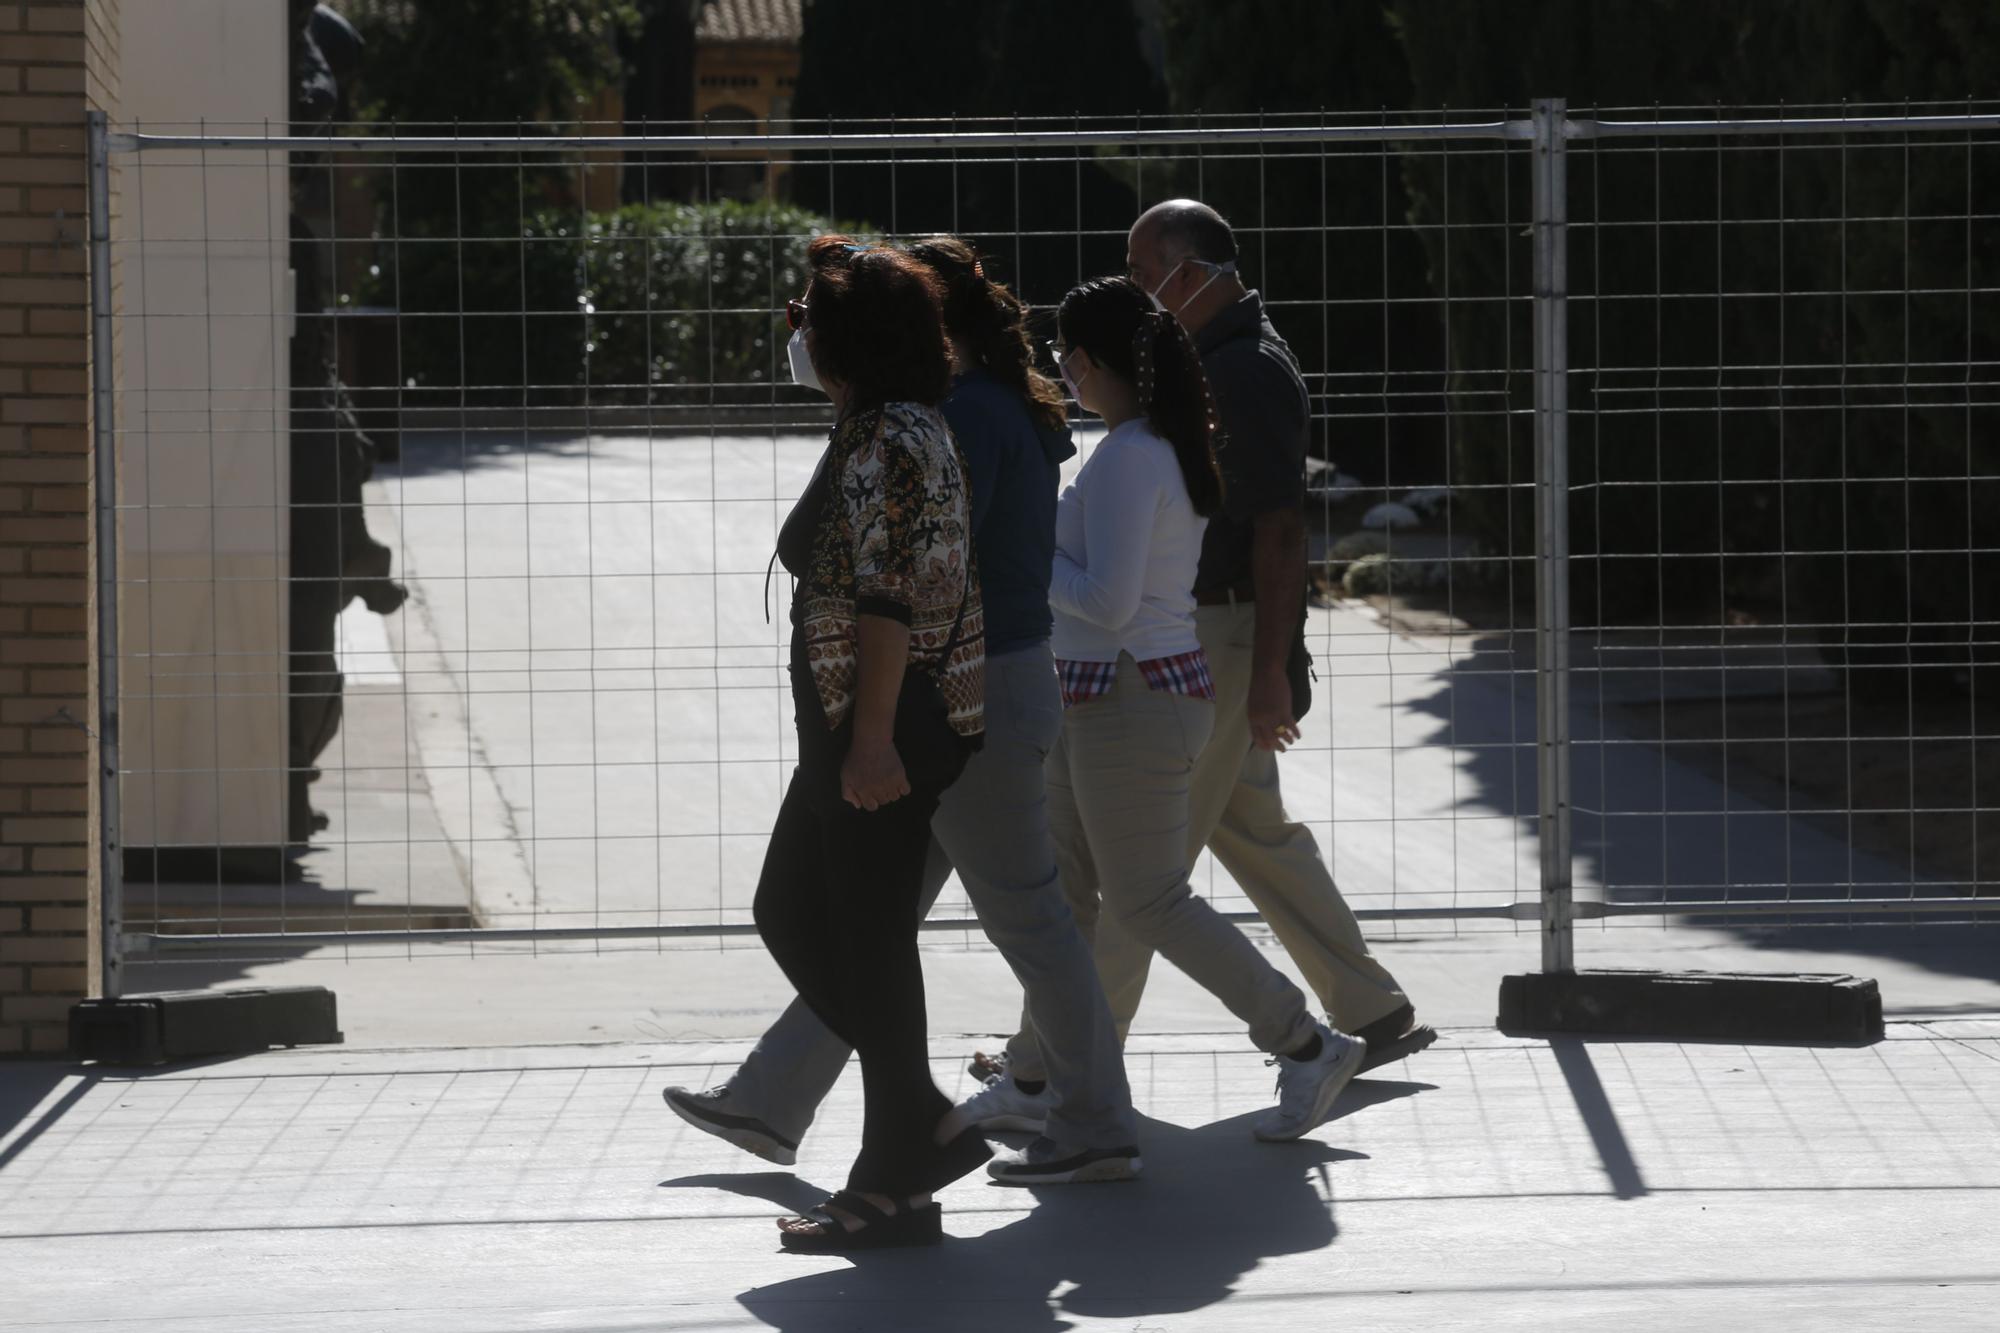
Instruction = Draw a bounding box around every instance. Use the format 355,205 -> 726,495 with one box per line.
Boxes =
1055,650 -> 1216,709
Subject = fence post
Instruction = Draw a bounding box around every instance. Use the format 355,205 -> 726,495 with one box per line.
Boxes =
87,110 -> 124,1000
1531,98 -> 1574,973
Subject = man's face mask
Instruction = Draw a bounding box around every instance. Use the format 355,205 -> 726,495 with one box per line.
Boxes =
1147,256 -> 1237,316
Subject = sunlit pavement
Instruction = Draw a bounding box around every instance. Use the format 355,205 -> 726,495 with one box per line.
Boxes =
3,1022 -> 1996,1331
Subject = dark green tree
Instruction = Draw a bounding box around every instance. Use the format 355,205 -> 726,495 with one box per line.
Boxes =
787,0 -> 1165,308
341,0 -> 640,398
1145,0 -> 2000,700
1155,1 -> 1426,490
1391,0 -> 2000,663
347,0 -> 638,131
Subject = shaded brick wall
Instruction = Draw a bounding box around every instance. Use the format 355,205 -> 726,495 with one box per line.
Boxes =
1,0 -> 120,1056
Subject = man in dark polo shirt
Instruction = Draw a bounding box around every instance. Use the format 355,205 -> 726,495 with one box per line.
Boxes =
1104,199 -> 1435,1071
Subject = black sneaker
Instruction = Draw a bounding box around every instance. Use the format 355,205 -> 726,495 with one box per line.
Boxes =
986,1137 -> 1142,1185
662,1084 -> 799,1166
1349,1004 -> 1439,1074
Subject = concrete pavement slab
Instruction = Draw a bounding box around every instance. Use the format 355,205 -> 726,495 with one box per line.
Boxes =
3,1024 -> 1996,1331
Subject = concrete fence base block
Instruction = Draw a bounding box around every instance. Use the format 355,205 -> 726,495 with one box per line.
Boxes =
68,987 -> 343,1066
1497,969 -> 1884,1043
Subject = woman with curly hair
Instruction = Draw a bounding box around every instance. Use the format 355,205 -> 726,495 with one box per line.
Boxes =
750,237 -> 990,1250
668,238 -> 1141,1202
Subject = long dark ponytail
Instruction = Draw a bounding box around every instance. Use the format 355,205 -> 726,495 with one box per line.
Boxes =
1056,276 -> 1224,518
905,236 -> 1068,434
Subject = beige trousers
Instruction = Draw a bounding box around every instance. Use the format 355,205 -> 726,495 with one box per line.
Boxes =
1009,654 -> 1316,1079
1008,604 -> 1406,1077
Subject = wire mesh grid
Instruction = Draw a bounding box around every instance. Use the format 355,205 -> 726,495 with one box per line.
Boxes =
104,110 -> 1543,962
1564,104 -> 2000,928
100,105 -> 2000,968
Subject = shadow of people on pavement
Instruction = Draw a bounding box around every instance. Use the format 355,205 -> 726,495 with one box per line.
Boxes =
704,1083 -> 1429,1332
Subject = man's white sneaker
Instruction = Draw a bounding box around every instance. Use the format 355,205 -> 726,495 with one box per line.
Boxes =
987,1137 -> 1141,1185
954,1073 -> 1054,1133
1253,1024 -> 1366,1143
662,1083 -> 799,1166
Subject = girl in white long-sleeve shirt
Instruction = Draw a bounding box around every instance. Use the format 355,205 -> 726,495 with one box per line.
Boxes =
1048,415 -> 1207,671
1038,276 -> 1364,1145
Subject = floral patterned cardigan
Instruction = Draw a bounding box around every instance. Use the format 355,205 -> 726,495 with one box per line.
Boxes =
791,401 -> 985,741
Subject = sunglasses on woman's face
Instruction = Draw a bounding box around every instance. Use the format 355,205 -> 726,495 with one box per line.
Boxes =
786,298 -> 810,331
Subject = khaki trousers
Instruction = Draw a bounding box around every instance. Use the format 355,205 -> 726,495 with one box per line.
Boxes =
1009,654 -> 1316,1079
1008,603 -> 1406,1075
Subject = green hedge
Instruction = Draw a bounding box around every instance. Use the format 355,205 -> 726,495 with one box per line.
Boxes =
371,197 -> 860,410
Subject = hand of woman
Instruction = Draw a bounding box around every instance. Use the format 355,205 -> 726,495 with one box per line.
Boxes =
841,736 -> 911,811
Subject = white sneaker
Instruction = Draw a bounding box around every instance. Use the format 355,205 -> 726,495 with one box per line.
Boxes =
955,1073 -> 1054,1133
1254,1024 -> 1366,1143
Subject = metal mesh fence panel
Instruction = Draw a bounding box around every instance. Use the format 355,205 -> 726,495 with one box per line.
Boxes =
98,104 -> 2000,974
1566,103 -> 2000,929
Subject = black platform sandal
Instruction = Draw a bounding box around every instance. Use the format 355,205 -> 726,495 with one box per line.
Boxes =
777,1190 -> 943,1253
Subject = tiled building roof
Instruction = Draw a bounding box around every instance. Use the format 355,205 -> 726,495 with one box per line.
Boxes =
695,0 -> 803,44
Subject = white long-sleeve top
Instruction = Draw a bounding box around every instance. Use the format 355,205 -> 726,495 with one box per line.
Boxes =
1048,418 -> 1208,662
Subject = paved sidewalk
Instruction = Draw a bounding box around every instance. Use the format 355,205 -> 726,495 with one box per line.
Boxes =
3,1022 -> 1996,1331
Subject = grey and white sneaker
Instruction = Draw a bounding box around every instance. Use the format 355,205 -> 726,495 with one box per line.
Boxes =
955,1073 -> 1054,1133
1253,1024 -> 1366,1143
987,1136 -> 1142,1185
662,1083 -> 799,1166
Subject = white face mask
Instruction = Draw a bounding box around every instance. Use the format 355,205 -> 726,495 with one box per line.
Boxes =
1147,257 -> 1235,316
1057,350 -> 1089,404
787,327 -> 824,394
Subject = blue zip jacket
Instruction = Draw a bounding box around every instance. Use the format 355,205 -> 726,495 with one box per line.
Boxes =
942,369 -> 1076,656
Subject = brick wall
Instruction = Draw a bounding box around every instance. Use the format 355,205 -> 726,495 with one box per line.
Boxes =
1,0 -> 120,1057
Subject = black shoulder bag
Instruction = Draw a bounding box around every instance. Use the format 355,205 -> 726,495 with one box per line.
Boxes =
844,577 -> 977,794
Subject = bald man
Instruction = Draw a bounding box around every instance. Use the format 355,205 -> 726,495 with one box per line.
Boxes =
970,202 -> 1433,1126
